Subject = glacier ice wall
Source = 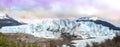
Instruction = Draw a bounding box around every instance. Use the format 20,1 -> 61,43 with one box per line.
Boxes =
0,17 -> 119,39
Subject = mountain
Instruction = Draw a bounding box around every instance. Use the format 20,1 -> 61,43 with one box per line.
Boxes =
0,17 -> 119,39
76,17 -> 120,30
0,14 -> 25,28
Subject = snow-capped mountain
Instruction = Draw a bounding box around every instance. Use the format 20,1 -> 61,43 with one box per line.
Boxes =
76,17 -> 120,30
0,16 -> 119,39
0,13 -> 25,28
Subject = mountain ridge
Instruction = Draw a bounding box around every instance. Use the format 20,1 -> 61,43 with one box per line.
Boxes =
0,14 -> 26,28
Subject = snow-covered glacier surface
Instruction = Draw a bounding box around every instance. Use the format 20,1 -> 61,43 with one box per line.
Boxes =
72,35 -> 115,47
0,17 -> 120,47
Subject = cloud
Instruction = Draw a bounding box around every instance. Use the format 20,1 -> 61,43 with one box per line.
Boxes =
0,0 -> 120,26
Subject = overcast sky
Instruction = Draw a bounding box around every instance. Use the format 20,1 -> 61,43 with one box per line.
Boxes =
0,0 -> 120,26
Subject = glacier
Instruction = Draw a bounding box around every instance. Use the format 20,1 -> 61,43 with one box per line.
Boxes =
0,17 -> 119,38
0,16 -> 120,47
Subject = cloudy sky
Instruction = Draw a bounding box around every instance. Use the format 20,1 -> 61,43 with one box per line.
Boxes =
0,0 -> 120,26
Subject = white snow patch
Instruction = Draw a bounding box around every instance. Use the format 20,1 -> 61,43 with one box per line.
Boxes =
72,35 -> 115,47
